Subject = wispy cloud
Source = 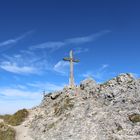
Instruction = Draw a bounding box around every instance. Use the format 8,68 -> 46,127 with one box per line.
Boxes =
74,47 -> 89,54
0,30 -> 110,76
30,30 -> 110,51
0,87 -> 41,100
30,41 -> 65,50
53,60 -> 69,75
0,51 -> 51,75
27,82 -> 65,92
81,64 -> 114,82
0,86 -> 42,114
0,39 -> 19,47
0,61 -> 38,74
0,81 -> 64,114
66,30 -> 110,44
0,36 -> 22,47
99,64 -> 109,71
0,31 -> 33,48
0,81 -> 65,100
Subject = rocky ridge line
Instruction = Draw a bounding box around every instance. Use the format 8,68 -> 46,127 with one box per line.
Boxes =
28,73 -> 140,140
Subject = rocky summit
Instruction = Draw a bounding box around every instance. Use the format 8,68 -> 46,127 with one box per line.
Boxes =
27,73 -> 140,140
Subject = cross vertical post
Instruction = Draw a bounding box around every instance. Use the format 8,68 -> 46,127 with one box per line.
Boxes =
63,50 -> 79,89
70,50 -> 74,88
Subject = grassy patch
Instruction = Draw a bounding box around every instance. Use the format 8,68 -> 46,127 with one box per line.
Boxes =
0,109 -> 28,126
129,114 -> 140,123
0,122 -> 16,140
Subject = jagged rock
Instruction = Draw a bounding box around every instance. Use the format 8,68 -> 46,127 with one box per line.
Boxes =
28,73 -> 140,140
80,77 -> 99,94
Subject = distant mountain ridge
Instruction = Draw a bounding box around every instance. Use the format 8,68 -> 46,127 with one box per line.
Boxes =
26,73 -> 140,140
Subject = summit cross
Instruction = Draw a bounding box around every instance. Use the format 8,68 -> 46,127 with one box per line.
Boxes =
63,50 -> 80,89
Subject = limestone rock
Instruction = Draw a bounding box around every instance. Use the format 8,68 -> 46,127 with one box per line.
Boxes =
28,73 -> 140,140
80,77 -> 99,92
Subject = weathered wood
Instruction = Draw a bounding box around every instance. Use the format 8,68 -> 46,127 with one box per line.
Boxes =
63,50 -> 79,88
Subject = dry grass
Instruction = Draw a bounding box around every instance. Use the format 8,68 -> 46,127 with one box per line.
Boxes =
0,122 -> 16,140
0,109 -> 28,126
54,97 -> 74,116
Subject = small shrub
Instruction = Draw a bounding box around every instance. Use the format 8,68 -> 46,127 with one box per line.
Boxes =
54,97 -> 74,116
63,98 -> 74,109
0,109 -> 28,126
115,123 -> 123,131
0,122 -> 16,140
54,106 -> 62,116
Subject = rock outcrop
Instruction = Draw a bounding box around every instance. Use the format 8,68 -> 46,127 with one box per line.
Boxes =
28,73 -> 140,140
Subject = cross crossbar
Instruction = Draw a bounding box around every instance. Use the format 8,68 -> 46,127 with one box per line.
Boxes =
63,57 -> 80,62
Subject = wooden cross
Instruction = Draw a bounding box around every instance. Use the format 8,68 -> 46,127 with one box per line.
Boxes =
63,50 -> 80,89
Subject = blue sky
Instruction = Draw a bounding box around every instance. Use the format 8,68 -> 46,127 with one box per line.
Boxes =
0,0 -> 140,114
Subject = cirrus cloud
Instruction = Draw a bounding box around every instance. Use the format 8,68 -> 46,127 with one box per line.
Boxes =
0,61 -> 38,74
30,30 -> 110,51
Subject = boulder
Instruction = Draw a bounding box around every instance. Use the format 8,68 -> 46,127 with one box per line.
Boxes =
80,77 -> 98,91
